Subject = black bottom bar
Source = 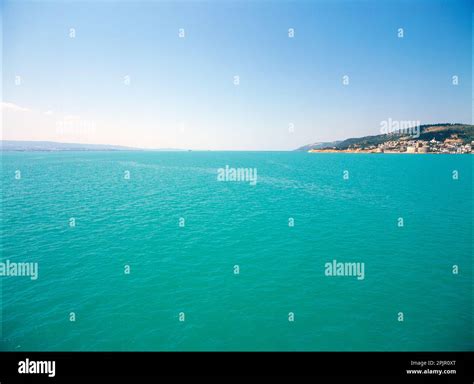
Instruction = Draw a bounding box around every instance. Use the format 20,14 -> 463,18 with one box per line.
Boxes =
0,352 -> 472,380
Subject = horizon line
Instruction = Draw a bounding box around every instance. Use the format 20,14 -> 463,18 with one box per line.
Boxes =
2,122 -> 472,151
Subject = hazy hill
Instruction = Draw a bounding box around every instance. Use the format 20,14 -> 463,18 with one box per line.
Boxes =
296,140 -> 342,151
0,140 -> 185,152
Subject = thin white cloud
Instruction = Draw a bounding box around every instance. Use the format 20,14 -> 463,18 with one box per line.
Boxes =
1,102 -> 30,112
44,110 -> 54,116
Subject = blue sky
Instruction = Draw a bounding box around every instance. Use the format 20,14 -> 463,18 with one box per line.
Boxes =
2,0 -> 472,150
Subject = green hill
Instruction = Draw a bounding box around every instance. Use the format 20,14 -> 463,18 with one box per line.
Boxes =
297,124 -> 474,151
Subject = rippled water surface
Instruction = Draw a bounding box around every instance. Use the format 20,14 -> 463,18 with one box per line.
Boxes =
1,152 -> 472,351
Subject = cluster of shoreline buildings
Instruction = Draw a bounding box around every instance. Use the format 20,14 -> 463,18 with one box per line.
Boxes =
311,137 -> 473,154
369,138 -> 472,154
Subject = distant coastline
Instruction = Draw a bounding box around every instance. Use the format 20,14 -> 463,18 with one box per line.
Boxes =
0,140 -> 186,152
3,123 -> 473,154
307,149 -> 472,154
299,123 -> 474,154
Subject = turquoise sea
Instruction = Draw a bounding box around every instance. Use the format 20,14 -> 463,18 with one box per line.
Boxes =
0,152 -> 472,351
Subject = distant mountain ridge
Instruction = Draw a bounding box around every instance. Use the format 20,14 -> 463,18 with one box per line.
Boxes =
296,124 -> 474,151
296,140 -> 342,151
0,140 -> 185,152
